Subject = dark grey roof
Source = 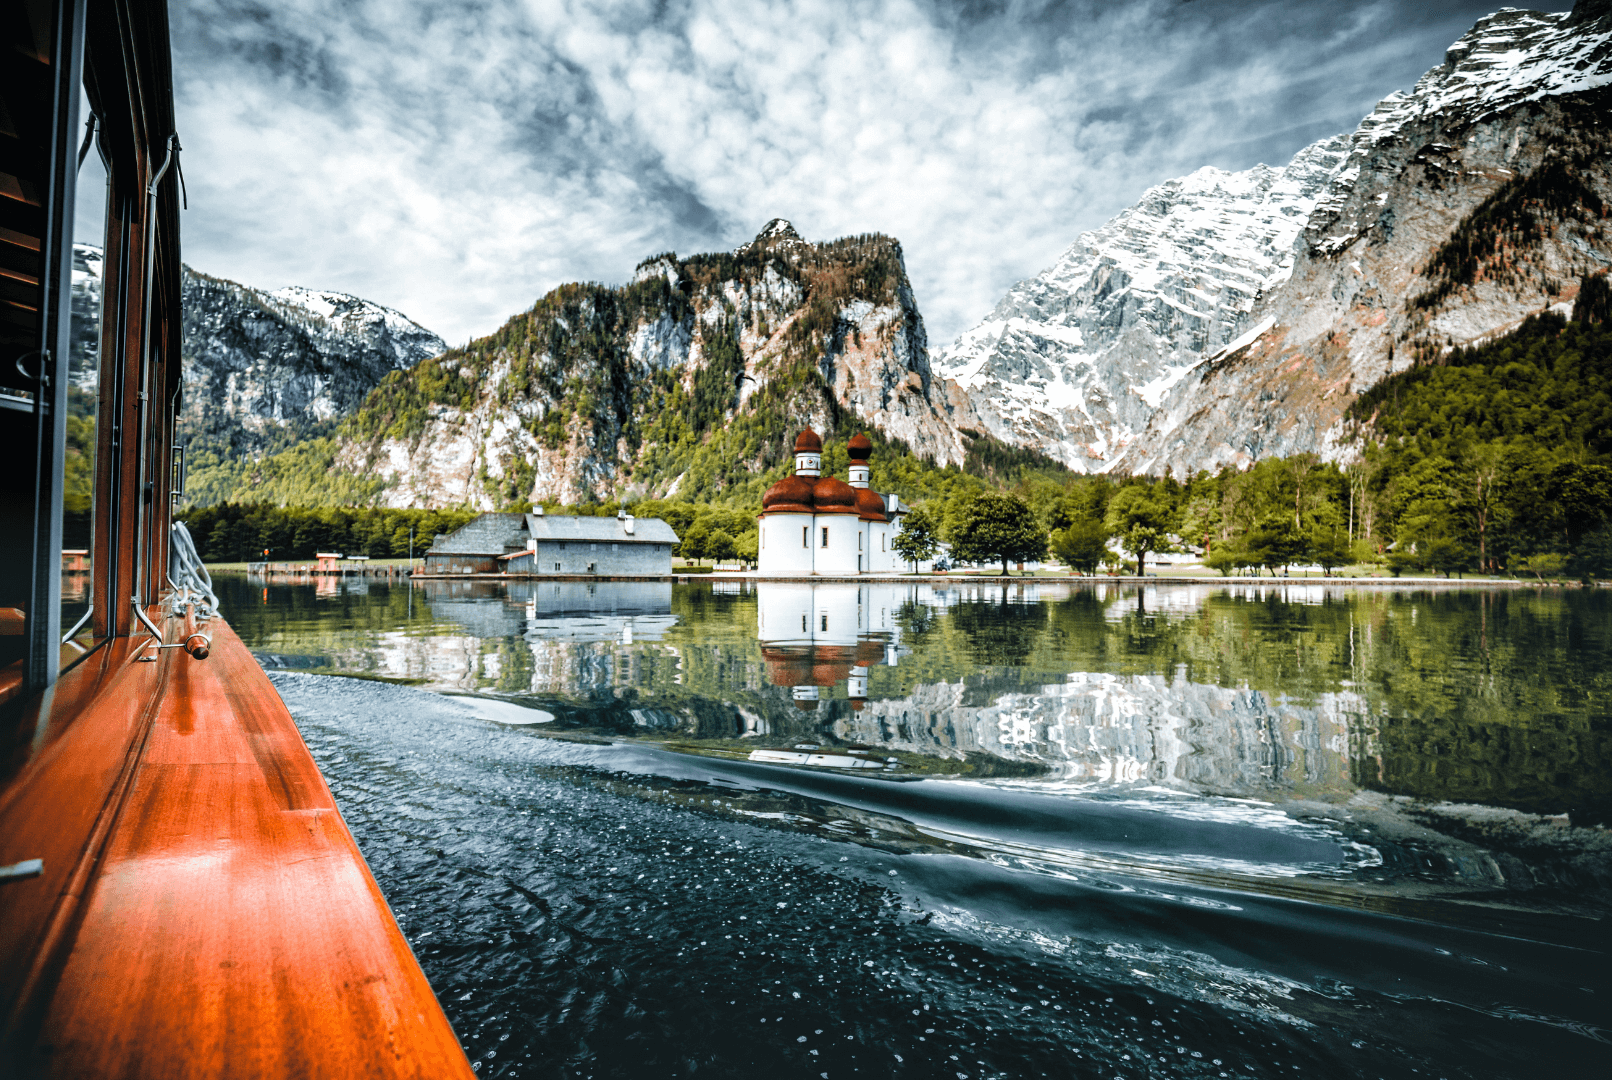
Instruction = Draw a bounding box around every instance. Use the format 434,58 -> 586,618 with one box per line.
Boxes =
523,514 -> 679,545
427,512 -> 527,555
429,511 -> 679,555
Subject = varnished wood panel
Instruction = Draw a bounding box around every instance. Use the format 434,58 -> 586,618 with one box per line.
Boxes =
0,636 -> 157,1030
21,620 -> 474,1079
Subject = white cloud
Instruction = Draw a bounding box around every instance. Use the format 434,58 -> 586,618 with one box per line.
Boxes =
171,0 -> 1503,347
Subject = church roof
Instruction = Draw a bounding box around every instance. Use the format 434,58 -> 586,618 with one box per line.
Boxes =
811,476 -> 860,514
761,474 -> 816,514
855,487 -> 887,521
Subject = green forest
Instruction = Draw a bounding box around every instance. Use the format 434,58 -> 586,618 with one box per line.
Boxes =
183,505 -> 480,564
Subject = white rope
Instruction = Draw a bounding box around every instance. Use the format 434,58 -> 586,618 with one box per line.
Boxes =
168,521 -> 218,613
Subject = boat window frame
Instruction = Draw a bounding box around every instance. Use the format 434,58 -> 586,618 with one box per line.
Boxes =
3,0 -> 186,705
2,0 -> 90,698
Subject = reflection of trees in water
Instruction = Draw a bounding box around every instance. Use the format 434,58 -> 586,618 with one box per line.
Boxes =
894,598 -> 937,645
1345,589 -> 1612,823
225,578 -> 1612,821
946,589 -> 1047,667
1358,714 -> 1612,824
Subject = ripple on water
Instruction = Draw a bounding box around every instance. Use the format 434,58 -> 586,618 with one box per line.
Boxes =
271,673 -> 1610,1080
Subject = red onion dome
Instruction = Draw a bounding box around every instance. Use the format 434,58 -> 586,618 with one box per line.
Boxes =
794,428 -> 823,453
855,487 -> 887,521
761,474 -> 815,514
847,432 -> 873,461
762,648 -> 814,686
811,476 -> 859,514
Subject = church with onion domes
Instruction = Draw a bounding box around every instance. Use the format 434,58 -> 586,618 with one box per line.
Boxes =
757,429 -> 908,575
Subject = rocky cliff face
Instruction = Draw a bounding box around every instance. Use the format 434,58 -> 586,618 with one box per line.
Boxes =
938,138 -> 1351,470
179,268 -> 446,458
337,221 -> 979,509
940,1 -> 1612,475
72,244 -> 446,466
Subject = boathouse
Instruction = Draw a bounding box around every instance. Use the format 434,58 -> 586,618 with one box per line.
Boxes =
422,512 -> 529,574
425,511 -> 679,575
502,511 -> 678,576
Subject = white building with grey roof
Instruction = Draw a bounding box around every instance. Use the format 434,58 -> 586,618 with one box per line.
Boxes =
424,510 -> 679,576
502,511 -> 679,576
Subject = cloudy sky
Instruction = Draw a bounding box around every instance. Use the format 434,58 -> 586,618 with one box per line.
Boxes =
169,0 -> 1506,348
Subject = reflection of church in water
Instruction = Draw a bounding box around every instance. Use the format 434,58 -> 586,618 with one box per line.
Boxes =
755,582 -> 913,715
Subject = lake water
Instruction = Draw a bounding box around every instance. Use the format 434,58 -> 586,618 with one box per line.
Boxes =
228,576 -> 1612,1079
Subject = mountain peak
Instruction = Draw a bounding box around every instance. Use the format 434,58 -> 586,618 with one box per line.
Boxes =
756,218 -> 801,243
737,218 -> 807,255
935,2 -> 1612,477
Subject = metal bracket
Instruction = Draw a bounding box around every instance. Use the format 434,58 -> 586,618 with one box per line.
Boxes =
62,604 -> 93,645
132,596 -> 164,639
76,114 -> 99,172
0,859 -> 43,883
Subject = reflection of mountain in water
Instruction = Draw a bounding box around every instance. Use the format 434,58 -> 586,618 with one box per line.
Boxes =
228,573 -> 1612,819
751,582 -> 1365,798
410,579 -> 1370,797
835,673 -> 1366,800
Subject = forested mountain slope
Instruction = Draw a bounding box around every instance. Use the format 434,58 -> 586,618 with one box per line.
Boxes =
179,267 -> 446,502
274,221 -> 1039,510
1343,274 -> 1612,572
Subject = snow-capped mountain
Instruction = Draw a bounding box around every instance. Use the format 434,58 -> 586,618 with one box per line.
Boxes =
256,284 -> 445,370
938,137 -> 1349,470
941,0 -> 1612,474
179,264 -> 445,456
72,244 -> 446,491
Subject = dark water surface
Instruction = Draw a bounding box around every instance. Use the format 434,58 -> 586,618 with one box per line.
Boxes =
230,576 -> 1612,1078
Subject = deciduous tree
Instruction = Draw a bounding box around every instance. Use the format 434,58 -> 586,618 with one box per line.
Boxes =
892,505 -> 940,571
1103,485 -> 1178,576
1049,520 -> 1108,575
948,492 -> 1048,575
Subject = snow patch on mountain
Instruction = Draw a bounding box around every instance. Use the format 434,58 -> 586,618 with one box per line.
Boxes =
261,284 -> 445,366
1310,4 -> 1612,255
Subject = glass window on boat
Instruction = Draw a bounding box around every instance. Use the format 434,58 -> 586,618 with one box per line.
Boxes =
61,87 -> 110,659
1,9 -> 121,700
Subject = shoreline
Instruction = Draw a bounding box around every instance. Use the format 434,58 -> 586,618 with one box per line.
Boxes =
218,568 -> 1598,587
